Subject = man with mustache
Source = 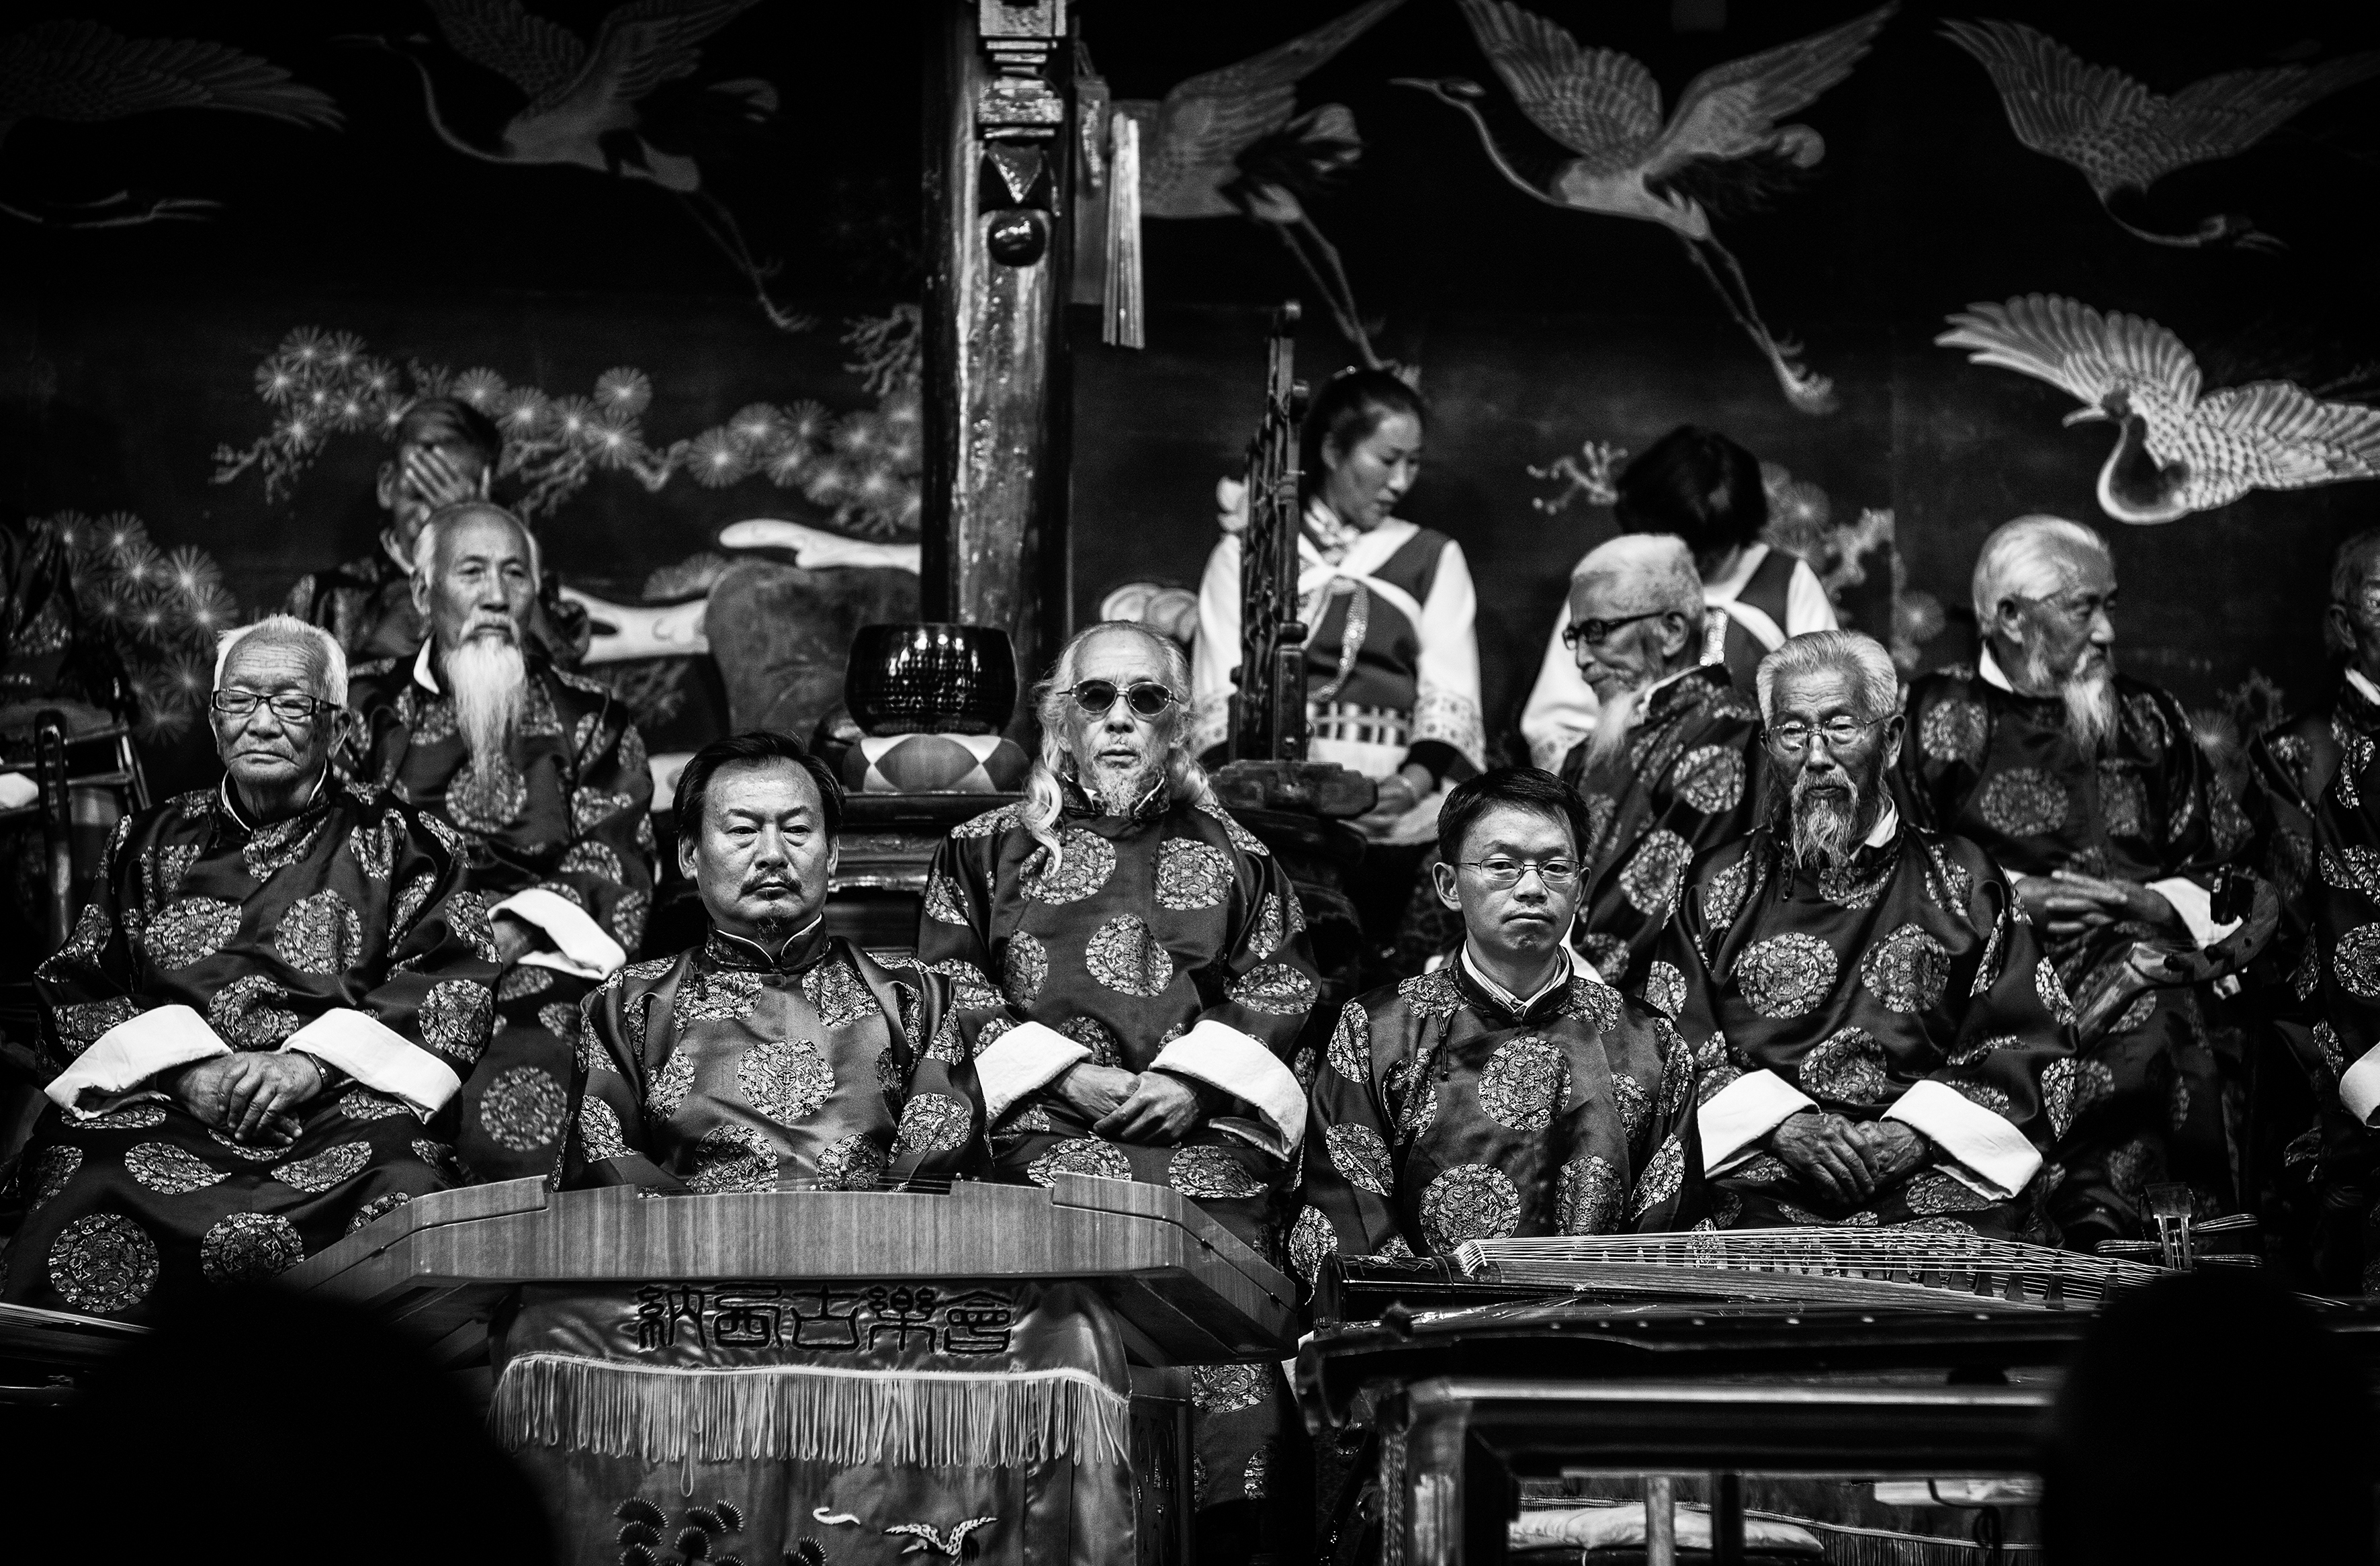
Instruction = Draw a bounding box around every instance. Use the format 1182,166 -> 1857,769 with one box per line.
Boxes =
2249,528 -> 2380,1289
342,501 -> 654,1182
6,616 -> 499,1319
1658,631 -> 2072,1235
918,620 -> 1321,1563
1556,535 -> 1765,991
1900,516 -> 2253,1247
282,397 -> 587,664
1294,767 -> 1702,1289
515,734 -> 1140,1564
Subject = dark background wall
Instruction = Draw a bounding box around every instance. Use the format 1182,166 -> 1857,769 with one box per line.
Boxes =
6,0 -> 2378,782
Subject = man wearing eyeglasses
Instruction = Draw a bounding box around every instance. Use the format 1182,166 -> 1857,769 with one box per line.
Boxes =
1554,535 -> 1765,992
1294,767 -> 1703,1287
1658,630 -> 2073,1237
1900,517 -> 2258,1248
341,501 -> 654,1182
918,619 -> 1321,1560
2248,528 -> 2380,1289
6,616 -> 500,1320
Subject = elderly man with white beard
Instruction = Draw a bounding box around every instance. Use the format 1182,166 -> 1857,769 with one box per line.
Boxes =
343,501 -> 654,1182
1556,535 -> 1765,993
1899,515 -> 2254,1247
1657,631 -> 2073,1237
917,619 -> 1321,1563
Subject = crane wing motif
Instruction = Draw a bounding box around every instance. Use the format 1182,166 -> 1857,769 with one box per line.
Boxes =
1942,19 -> 2380,195
0,19 -> 340,130
1648,1 -> 1896,177
2196,381 -> 2380,493
1454,0 -> 1663,170
558,0 -> 767,119
1935,294 -> 2201,426
426,0 -> 589,104
1145,0 -> 1404,214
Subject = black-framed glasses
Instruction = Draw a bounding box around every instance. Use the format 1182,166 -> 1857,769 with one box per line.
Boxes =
1767,715 -> 1886,754
1562,611 -> 1667,649
210,690 -> 337,724
1066,679 -> 1180,720
1461,857 -> 1581,889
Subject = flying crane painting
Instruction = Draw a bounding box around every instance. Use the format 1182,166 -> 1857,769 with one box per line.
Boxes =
352,0 -> 806,331
1937,294 -> 2380,524
1941,18 -> 2380,252
1397,0 -> 1898,415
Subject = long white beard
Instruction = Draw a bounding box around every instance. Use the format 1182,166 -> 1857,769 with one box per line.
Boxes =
1785,769 -> 1871,871
2021,638 -> 2119,754
1580,683 -> 1642,773
447,635 -> 527,767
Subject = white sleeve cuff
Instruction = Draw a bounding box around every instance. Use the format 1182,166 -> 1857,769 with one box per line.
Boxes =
975,1020 -> 1090,1122
284,1008 -> 462,1119
2342,1041 -> 2380,1127
497,887 -> 628,980
45,1004 -> 229,1113
2146,877 -> 2240,951
1886,1078 -> 2041,1201
1153,1017 -> 1308,1156
1697,1068 -> 1815,1175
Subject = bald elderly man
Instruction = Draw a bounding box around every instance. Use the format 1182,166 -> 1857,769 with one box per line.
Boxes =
1900,516 -> 2260,1247
7,616 -> 499,1319
343,501 -> 654,1182
1558,534 -> 1765,993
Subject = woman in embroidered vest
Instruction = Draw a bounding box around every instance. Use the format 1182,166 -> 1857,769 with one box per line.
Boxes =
1519,425 -> 1839,769
1192,369 -> 1485,957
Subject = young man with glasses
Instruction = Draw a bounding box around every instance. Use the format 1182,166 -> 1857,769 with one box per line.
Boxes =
1657,630 -> 2073,1238
1294,766 -> 1703,1289
7,615 -> 501,1319
1900,515 -> 2258,1248
917,619 -> 1322,1561
1553,535 -> 1765,992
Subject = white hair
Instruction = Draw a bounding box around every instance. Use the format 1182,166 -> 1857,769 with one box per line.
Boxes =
1970,513 -> 2109,627
214,614 -> 347,707
1571,533 -> 1706,658
1020,621 -> 1214,867
411,500 -> 542,584
1756,629 -> 1898,722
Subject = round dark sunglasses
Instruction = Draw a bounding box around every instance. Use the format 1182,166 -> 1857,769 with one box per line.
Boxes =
1065,679 -> 1180,720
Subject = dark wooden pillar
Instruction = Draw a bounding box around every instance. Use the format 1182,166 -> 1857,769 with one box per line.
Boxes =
920,1 -> 1075,687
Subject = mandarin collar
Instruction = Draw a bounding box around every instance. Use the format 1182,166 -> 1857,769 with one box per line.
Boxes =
702,916 -> 828,973
2346,668 -> 2380,712
215,770 -> 333,836
1454,942 -> 1573,1024
410,637 -> 547,695
1060,774 -> 1170,824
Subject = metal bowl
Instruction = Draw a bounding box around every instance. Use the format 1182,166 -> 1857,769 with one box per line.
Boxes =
843,622 -> 1018,736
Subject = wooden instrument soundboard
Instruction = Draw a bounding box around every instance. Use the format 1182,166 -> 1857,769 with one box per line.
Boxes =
284,1172 -> 1297,1367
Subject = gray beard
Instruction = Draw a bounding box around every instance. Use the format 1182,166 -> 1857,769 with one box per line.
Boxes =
1082,756 -> 1163,817
1775,768 -> 1874,871
2021,639 -> 2119,754
1581,683 -> 1642,772
447,635 -> 527,768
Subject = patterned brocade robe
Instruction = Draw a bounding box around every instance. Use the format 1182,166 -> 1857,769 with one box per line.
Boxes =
559,921 -> 989,1191
917,786 -> 1321,1235
1657,813 -> 2072,1237
1899,653 -> 2250,1243
1560,665 -> 1765,990
4,781 -> 500,1320
1289,955 -> 1702,1292
917,785 -> 1321,1524
2248,672 -> 2380,1287
345,645 -> 655,1182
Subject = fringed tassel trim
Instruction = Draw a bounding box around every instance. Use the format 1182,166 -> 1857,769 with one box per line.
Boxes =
490,1354 -> 1131,1469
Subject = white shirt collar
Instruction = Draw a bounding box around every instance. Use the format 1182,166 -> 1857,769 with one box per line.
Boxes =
412,641 -> 441,694
1459,941 -> 1571,1014
2348,668 -> 2380,708
1976,645 -> 2014,693
1629,664 -> 1700,724
1863,798 -> 1900,848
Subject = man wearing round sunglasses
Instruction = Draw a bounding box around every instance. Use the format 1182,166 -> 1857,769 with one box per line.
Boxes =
1554,535 -> 1765,991
7,615 -> 500,1320
1900,517 -> 2260,1248
918,619 -> 1321,1558
1659,630 -> 2072,1238
1296,767 -> 1703,1290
